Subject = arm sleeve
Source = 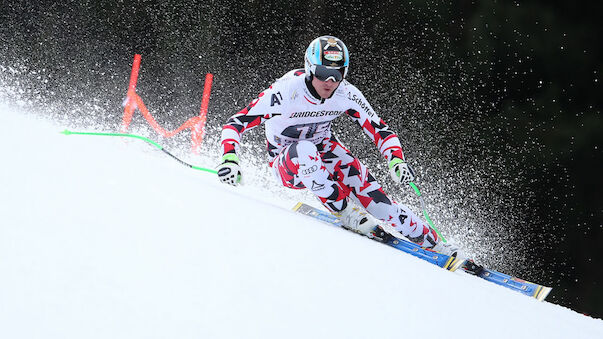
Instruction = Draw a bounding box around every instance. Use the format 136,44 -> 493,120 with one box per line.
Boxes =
345,89 -> 405,162
220,85 -> 283,156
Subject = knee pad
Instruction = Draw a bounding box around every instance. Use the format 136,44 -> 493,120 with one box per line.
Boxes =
293,140 -> 319,164
292,141 -> 328,183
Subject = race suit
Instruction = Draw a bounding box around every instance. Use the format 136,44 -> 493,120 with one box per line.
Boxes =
220,69 -> 439,246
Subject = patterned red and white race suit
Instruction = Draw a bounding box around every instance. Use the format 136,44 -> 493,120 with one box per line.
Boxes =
220,69 -> 439,247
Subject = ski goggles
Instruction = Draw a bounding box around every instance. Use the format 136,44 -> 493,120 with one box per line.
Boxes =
311,65 -> 344,82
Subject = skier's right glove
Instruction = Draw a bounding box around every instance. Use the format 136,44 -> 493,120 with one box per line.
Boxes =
388,157 -> 415,185
217,153 -> 242,186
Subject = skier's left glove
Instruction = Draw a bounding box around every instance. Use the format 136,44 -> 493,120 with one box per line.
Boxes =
217,153 -> 242,186
388,157 -> 415,185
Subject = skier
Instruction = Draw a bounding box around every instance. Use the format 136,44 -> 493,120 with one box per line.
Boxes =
217,35 -> 458,256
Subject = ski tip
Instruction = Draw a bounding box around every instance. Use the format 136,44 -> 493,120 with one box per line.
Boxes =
534,285 -> 553,302
61,129 -> 72,135
292,202 -> 303,211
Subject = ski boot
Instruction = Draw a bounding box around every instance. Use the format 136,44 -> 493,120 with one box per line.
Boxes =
335,204 -> 394,242
431,239 -> 460,258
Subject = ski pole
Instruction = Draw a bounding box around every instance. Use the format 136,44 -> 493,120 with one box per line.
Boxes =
61,130 -> 218,174
408,181 -> 447,243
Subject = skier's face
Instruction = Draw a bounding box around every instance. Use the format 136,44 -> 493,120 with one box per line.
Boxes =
312,76 -> 341,99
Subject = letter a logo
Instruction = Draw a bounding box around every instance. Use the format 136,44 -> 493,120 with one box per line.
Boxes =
270,92 -> 282,106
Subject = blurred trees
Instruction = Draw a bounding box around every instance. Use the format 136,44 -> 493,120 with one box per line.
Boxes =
451,1 -> 602,315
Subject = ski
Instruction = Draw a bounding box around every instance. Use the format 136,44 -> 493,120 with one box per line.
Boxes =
292,202 -> 464,272
293,202 -> 552,301
461,260 -> 552,301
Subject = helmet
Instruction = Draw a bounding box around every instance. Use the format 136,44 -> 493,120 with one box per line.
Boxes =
304,36 -> 350,82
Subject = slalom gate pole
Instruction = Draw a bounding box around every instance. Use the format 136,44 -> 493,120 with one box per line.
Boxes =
192,73 -> 214,154
408,182 -> 447,243
121,54 -> 142,133
120,54 -> 215,154
61,129 -> 217,174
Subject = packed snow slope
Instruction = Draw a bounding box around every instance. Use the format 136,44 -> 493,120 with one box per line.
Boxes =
1,104 -> 602,339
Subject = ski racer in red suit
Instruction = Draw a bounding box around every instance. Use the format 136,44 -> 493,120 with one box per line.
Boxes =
217,36 -> 458,256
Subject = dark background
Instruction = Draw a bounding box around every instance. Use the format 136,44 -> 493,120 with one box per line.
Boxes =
1,0 -> 601,317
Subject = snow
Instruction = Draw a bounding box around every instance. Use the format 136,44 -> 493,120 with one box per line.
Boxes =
1,103 -> 602,339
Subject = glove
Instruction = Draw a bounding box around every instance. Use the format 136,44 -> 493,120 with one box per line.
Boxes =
388,157 -> 415,185
217,153 -> 242,186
